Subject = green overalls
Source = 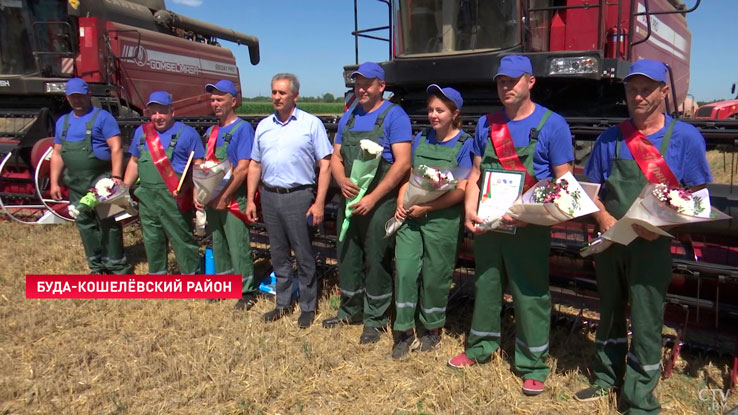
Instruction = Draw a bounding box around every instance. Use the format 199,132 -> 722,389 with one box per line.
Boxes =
592,120 -> 676,415
336,104 -> 398,328
393,131 -> 470,332
204,121 -> 255,294
134,126 -> 201,274
60,109 -> 130,274
465,111 -> 552,382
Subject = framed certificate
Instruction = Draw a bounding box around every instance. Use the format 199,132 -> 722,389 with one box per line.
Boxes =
477,169 -> 525,234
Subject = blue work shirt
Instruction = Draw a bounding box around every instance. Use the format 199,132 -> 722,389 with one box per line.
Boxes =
585,114 -> 713,187
335,100 -> 412,163
53,107 -> 120,161
128,121 -> 205,174
206,118 -> 255,166
252,107 -> 333,188
411,129 -> 475,169
471,104 -> 574,180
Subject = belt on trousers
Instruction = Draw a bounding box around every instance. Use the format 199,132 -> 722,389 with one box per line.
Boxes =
260,183 -> 314,194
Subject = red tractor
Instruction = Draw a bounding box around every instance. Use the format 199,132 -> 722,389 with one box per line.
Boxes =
695,83 -> 738,120
0,0 -> 259,224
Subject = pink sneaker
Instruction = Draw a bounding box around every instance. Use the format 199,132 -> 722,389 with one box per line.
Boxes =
448,352 -> 476,368
522,379 -> 545,396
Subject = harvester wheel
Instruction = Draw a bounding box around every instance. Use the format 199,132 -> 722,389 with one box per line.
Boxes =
32,137 -> 73,222
0,149 -> 50,224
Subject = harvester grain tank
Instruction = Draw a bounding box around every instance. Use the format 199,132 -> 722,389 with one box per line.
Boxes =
0,0 -> 260,223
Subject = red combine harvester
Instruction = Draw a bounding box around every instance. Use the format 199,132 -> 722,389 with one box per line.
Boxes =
346,0 -> 738,387
0,0 -> 259,224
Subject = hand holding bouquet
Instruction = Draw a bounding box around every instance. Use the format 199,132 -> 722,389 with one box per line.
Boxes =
338,139 -> 384,241
477,171 -> 599,230
193,159 -> 231,205
384,164 -> 469,237
581,183 -> 730,257
68,177 -> 133,219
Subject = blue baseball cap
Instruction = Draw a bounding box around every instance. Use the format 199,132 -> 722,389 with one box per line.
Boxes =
350,62 -> 385,81
205,79 -> 238,96
624,59 -> 668,83
427,84 -> 463,110
65,78 -> 89,95
494,55 -> 533,79
146,91 -> 172,106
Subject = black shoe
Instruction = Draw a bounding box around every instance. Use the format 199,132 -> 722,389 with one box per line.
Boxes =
392,331 -> 418,359
574,386 -> 609,402
418,329 -> 441,352
298,311 -> 315,329
322,315 -> 361,328
262,307 -> 290,322
359,326 -> 382,344
234,293 -> 257,311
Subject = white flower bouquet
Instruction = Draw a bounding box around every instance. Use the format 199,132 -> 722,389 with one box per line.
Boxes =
193,159 -> 231,205
384,164 -> 470,237
338,139 -> 384,241
68,177 -> 134,220
580,183 -> 731,257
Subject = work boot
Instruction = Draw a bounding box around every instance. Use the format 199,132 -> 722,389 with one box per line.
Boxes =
234,292 -> 257,311
418,329 -> 441,351
322,315 -> 361,328
297,311 -> 315,329
262,307 -> 290,322
359,326 -> 382,344
392,330 -> 418,360
573,385 -> 610,402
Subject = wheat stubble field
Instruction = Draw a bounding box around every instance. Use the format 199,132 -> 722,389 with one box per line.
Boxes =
0,217 -> 736,414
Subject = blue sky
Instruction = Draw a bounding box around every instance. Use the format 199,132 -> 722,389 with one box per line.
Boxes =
168,0 -> 737,102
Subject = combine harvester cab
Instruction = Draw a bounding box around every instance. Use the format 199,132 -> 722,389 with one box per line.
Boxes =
346,0 -> 738,385
0,0 -> 259,223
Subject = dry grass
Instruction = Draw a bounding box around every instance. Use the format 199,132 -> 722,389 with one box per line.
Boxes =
1,222 -> 736,414
707,149 -> 738,185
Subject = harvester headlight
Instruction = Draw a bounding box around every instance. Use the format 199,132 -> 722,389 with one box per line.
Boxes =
548,57 -> 599,75
45,82 -> 67,93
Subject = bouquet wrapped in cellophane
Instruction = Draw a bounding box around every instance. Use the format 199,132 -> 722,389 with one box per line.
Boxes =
68,177 -> 135,220
338,139 -> 384,242
580,183 -> 731,257
478,171 -> 599,230
384,164 -> 470,237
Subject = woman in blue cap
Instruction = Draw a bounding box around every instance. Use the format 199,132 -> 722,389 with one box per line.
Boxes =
391,84 -> 474,359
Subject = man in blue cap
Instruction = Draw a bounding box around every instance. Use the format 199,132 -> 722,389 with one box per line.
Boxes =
448,55 -> 574,397
49,77 -> 131,274
245,73 -> 333,328
575,59 -> 712,414
195,79 -> 258,310
322,61 -> 412,344
123,91 -> 205,274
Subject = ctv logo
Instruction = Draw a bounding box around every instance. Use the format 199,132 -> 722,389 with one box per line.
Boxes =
699,388 -> 733,413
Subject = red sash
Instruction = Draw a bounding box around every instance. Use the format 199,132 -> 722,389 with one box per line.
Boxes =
619,120 -> 679,187
488,112 -> 537,190
142,122 -> 193,212
205,125 -> 219,162
203,124 -> 255,224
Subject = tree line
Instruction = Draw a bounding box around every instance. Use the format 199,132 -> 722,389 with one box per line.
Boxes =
242,93 -> 344,103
